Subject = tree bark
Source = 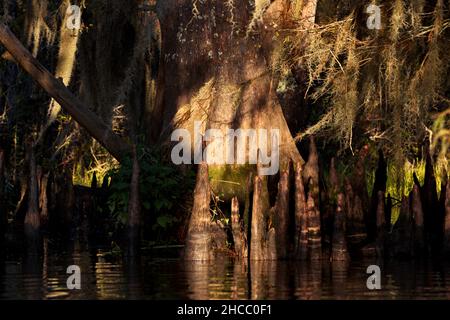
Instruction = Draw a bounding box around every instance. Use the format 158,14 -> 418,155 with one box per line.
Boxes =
152,1 -> 304,200
294,163 -> 308,259
127,146 -> 141,256
231,196 -> 247,259
369,149 -> 386,241
274,169 -> 290,259
412,184 -> 425,255
39,172 -> 49,228
24,145 -> 40,238
0,23 -> 130,161
329,157 -> 339,196
185,162 -> 213,260
303,137 -> 319,204
250,175 -> 270,260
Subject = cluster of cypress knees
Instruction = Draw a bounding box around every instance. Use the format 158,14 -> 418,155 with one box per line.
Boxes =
184,138 -> 450,262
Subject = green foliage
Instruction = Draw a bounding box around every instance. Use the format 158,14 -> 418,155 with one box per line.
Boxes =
105,146 -> 195,234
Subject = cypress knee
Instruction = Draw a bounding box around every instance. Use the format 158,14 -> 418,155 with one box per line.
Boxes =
295,163 -> 308,260
329,158 -> 339,196
323,158 -> 339,257
231,197 -> 248,259
331,193 -> 350,261
345,178 -> 366,244
352,145 -> 370,212
127,147 -> 141,256
303,137 -> 319,204
412,184 -> 425,256
392,196 -> 413,258
91,172 -> 98,189
275,169 -> 289,259
266,227 -> 277,261
385,193 -> 392,232
369,150 -> 387,242
423,151 -> 440,254
375,191 -> 385,258
185,162 -> 212,261
39,173 -> 49,228
307,191 -> 321,260
250,176 -> 269,260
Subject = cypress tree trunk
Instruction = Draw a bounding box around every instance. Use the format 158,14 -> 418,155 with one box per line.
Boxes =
153,0 -> 317,261
127,147 -> 141,256
40,0 -> 81,136
24,145 -> 40,239
38,172 -> 49,228
152,0 -> 305,187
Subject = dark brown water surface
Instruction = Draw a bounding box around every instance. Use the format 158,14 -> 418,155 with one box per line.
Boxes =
1,238 -> 450,300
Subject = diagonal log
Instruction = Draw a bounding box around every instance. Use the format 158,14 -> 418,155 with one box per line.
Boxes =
0,23 -> 131,161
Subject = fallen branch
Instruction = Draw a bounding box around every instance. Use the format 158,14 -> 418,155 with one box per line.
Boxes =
0,23 -> 131,161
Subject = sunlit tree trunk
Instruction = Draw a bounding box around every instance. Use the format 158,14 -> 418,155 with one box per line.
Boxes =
41,0 -> 81,135
154,0 -> 315,260
153,0 -> 303,165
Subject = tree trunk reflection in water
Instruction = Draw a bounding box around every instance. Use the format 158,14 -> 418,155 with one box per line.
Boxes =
3,250 -> 450,298
125,255 -> 144,299
330,261 -> 350,298
23,243 -> 43,299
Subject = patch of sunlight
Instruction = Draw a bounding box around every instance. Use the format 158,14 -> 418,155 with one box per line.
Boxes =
72,160 -> 117,187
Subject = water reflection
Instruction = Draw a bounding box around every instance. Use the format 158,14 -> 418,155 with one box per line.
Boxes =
2,240 -> 450,299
